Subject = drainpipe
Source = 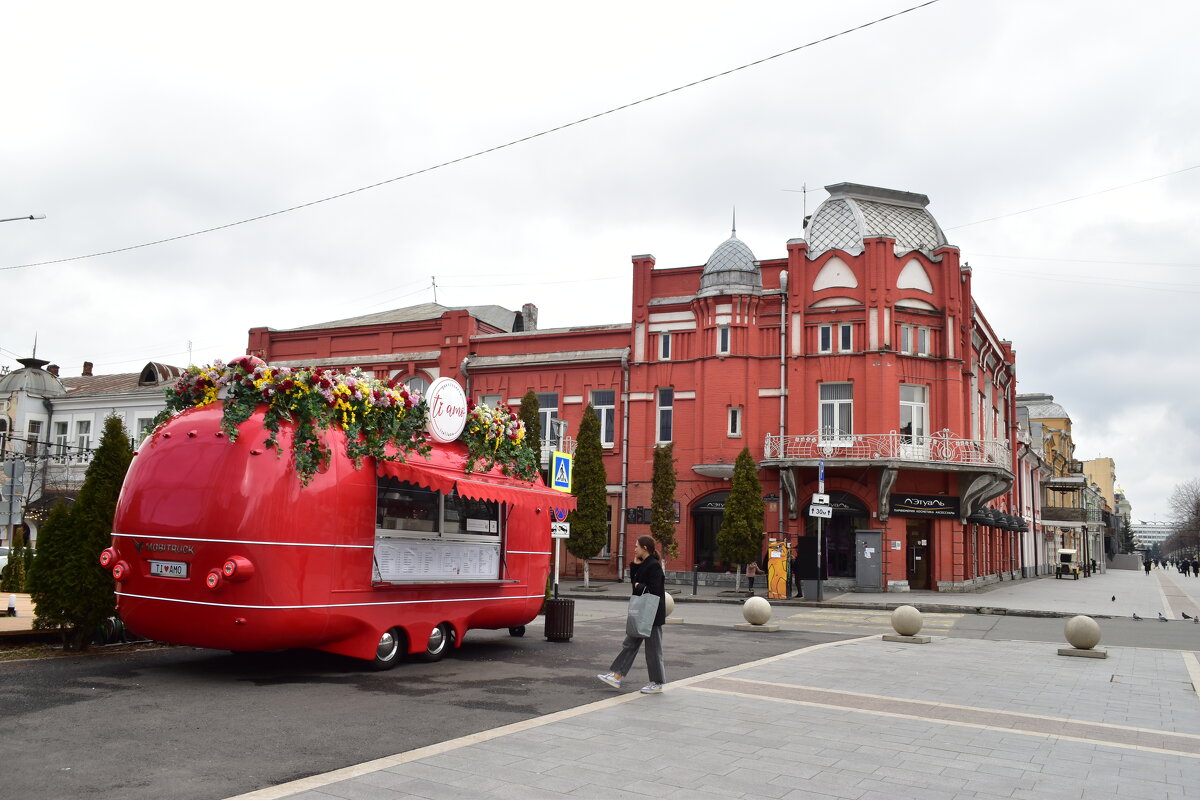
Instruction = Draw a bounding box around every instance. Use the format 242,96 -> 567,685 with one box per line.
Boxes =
777,272 -> 788,536
618,347 -> 631,581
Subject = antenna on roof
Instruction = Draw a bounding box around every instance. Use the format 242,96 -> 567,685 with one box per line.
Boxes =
731,207 -> 737,238
432,276 -> 438,304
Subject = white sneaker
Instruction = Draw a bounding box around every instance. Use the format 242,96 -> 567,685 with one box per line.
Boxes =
640,683 -> 663,694
597,672 -> 622,689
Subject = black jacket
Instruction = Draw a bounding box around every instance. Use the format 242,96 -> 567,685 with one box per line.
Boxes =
630,555 -> 667,628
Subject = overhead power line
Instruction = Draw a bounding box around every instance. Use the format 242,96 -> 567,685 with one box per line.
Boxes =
1,0 -> 943,273
944,164 -> 1200,230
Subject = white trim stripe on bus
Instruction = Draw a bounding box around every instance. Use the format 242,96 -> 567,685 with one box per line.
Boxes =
115,591 -> 547,610
112,532 -> 373,549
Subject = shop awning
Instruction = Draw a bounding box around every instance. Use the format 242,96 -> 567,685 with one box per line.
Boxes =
375,443 -> 575,512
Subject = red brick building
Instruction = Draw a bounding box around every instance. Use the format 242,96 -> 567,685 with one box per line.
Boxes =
247,183 -> 1022,592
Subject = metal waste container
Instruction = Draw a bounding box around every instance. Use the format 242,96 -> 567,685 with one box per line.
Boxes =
544,597 -> 575,642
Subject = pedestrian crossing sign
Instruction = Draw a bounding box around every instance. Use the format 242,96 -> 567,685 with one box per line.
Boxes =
551,451 -> 572,493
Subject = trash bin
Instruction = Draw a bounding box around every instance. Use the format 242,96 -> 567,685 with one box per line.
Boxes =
544,597 -> 575,642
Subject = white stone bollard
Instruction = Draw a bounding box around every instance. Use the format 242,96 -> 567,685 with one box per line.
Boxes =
1059,615 -> 1106,658
735,595 -> 779,631
883,604 -> 930,643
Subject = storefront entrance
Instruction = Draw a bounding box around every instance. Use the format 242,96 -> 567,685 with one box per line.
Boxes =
906,519 -> 932,590
691,492 -> 728,571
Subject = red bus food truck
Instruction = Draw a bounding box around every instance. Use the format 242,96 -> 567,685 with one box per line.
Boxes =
102,363 -> 572,669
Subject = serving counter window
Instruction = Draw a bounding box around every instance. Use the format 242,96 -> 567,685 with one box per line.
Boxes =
373,477 -> 504,582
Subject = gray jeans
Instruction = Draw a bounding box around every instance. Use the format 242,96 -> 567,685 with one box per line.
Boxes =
609,624 -> 666,684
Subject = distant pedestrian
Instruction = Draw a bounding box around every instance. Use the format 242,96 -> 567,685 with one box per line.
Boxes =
1144,559 -> 1152,575
791,548 -> 803,598
596,535 -> 667,695
1192,561 -> 1198,578
746,561 -> 759,593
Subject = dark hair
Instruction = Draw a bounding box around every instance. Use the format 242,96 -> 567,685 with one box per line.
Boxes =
637,535 -> 658,559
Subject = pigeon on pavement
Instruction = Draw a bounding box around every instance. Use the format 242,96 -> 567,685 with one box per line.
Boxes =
1184,612 -> 1193,619
1158,612 -> 1168,621
1112,595 -> 1116,602
1132,612 -> 1142,620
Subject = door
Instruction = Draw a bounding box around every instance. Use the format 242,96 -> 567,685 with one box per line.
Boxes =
854,530 -> 882,591
906,519 -> 931,590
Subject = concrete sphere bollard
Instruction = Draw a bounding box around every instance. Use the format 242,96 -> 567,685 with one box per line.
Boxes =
891,605 -> 923,636
1064,615 -> 1101,650
663,592 -> 675,617
743,595 -> 772,625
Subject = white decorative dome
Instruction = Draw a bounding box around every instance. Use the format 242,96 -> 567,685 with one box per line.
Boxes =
807,183 -> 947,257
697,230 -> 761,298
0,357 -> 66,396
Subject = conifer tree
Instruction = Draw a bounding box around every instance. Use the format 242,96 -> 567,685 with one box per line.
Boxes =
650,443 -> 679,559
566,405 -> 609,586
27,414 -> 132,650
717,447 -> 764,591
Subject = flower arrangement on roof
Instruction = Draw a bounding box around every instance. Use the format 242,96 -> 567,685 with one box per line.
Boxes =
461,398 -> 538,482
156,356 -> 430,484
156,357 -> 538,485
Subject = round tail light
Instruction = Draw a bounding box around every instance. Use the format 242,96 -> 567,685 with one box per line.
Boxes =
111,561 -> 131,581
100,548 -> 118,569
205,569 -> 224,591
221,556 -> 255,581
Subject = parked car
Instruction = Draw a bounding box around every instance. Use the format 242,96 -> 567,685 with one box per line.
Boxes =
0,546 -> 9,573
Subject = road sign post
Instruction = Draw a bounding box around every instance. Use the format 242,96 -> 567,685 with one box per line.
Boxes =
817,459 -> 825,601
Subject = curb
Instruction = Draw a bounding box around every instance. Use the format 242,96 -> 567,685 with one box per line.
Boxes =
558,589 -> 1107,621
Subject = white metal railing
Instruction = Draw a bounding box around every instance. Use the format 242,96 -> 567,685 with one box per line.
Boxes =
763,429 -> 1011,468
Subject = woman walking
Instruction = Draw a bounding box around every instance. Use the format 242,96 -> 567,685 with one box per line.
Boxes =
597,535 -> 667,694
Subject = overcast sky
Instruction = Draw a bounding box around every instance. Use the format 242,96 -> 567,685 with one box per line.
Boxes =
3,1 -> 1197,522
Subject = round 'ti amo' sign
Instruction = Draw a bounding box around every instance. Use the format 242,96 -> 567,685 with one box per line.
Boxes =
424,377 -> 468,443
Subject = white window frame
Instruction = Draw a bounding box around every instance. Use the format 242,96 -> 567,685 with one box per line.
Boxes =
728,406 -> 742,438
717,326 -> 730,355
900,324 -> 930,356
75,419 -> 92,458
819,324 -> 833,353
591,390 -> 616,448
53,421 -> 69,460
479,393 -> 502,409
818,383 -> 854,445
900,384 -> 929,458
660,333 -> 671,361
838,323 -> 852,352
657,387 -> 674,444
537,393 -> 560,447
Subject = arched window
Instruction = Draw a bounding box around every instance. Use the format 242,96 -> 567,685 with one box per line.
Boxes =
391,371 -> 431,397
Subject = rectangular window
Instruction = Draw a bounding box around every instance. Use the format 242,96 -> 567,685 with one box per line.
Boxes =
536,393 -> 559,446
135,418 -> 156,439
899,385 -> 929,445
901,324 -> 930,356
657,387 -> 673,443
819,324 -> 833,353
591,389 -> 616,448
838,323 -> 852,352
595,505 -> 614,559
819,383 -> 853,443
375,479 -> 501,538
479,393 -> 501,409
54,421 -> 69,460
25,420 -> 42,456
660,333 -> 671,361
717,326 -> 730,355
728,406 -> 742,438
76,420 -> 92,455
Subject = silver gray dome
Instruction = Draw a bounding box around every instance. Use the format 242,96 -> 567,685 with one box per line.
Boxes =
0,357 -> 66,396
807,183 -> 947,257
697,233 -> 761,297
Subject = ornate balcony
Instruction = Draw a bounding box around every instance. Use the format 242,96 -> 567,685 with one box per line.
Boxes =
762,429 -> 1011,473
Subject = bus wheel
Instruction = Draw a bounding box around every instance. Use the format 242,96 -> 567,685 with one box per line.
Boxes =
418,623 -> 452,662
508,626 -> 526,637
370,627 -> 403,670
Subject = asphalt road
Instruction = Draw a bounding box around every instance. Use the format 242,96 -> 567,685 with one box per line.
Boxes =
5,598 -> 1196,800
0,614 -> 848,800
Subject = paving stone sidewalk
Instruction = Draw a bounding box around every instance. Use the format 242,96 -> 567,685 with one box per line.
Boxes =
226,635 -> 1200,800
